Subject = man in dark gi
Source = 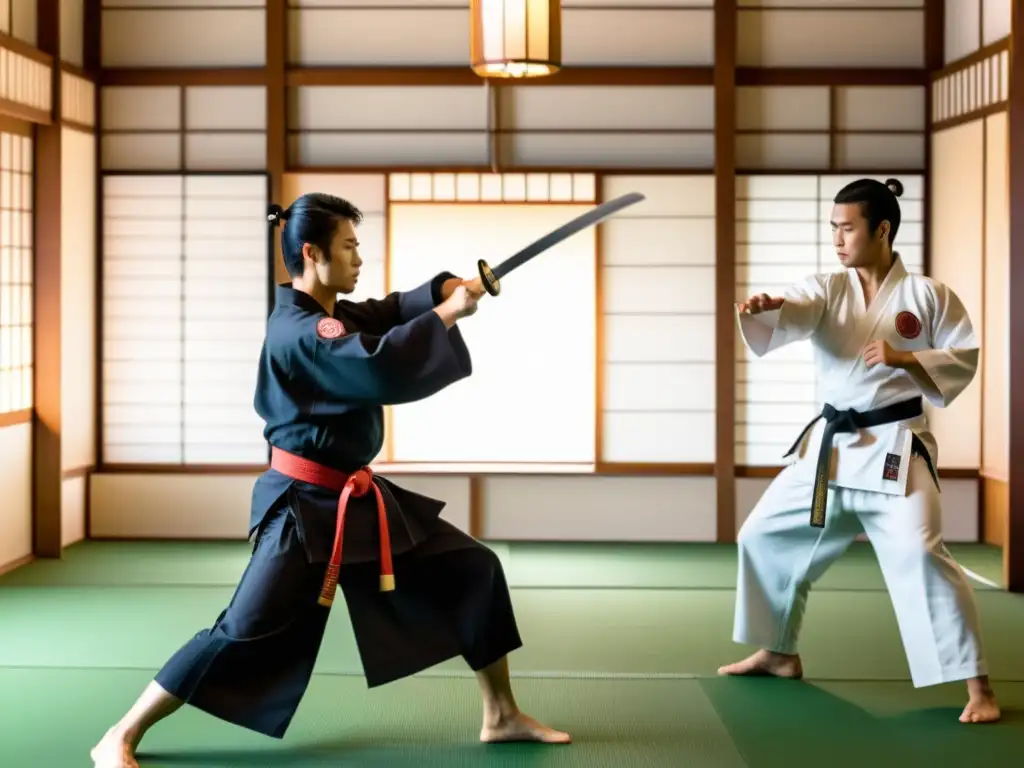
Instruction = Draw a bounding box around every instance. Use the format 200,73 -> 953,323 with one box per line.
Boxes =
91,193 -> 571,768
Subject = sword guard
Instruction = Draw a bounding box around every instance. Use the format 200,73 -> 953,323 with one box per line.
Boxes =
477,259 -> 500,297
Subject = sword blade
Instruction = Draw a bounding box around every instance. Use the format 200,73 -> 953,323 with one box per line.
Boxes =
489,192 -> 645,280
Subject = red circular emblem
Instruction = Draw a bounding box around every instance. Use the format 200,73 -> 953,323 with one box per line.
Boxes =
316,317 -> 345,339
895,311 -> 921,340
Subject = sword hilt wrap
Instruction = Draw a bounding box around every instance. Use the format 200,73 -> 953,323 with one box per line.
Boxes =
477,259 -> 501,297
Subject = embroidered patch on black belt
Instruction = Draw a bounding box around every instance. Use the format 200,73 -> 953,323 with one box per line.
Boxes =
882,453 -> 901,481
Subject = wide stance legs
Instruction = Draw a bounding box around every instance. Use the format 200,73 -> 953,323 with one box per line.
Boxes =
91,510 -> 568,767
719,459 -> 1000,723
91,658 -> 570,768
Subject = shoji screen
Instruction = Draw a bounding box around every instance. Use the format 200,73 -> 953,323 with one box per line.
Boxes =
101,173 -> 270,464
0,130 -> 33,414
600,174 -> 717,464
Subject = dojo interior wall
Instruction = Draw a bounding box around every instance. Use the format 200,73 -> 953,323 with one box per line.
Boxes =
944,0 -> 1011,66
60,124 -> 97,548
63,0 -> 978,546
0,4 -> 40,572
0,0 -> 93,571
930,115 -> 1009,546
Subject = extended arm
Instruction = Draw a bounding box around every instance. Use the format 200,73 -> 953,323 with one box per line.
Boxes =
337,271 -> 460,335
894,284 -> 978,407
735,274 -> 829,357
290,308 -> 472,407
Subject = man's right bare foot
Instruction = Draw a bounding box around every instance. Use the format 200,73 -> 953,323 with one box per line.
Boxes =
717,649 -> 803,679
90,727 -> 139,768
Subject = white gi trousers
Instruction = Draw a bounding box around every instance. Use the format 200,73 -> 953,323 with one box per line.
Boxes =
733,455 -> 988,687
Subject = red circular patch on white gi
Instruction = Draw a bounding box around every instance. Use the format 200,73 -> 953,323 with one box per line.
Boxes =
317,317 -> 346,339
895,311 -> 921,340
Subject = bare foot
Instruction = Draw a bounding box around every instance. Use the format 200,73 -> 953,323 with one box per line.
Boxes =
90,727 -> 140,768
717,649 -> 803,679
960,691 -> 1001,724
480,711 -> 572,744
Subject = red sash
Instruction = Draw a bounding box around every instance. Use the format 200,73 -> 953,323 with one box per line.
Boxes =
270,447 -> 394,607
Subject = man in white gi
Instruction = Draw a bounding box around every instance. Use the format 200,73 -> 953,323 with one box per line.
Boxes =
720,177 -> 1000,724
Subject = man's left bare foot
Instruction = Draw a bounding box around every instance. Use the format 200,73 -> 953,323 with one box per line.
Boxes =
480,711 -> 571,744
960,691 -> 1001,724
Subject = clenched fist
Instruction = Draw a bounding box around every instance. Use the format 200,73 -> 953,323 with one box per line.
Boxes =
863,339 -> 912,369
737,293 -> 785,315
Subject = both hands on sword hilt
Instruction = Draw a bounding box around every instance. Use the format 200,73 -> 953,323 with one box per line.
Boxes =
432,276 -> 487,329
738,292 -> 912,370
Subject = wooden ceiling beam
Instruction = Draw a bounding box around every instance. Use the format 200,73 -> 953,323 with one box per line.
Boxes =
97,66 -> 931,89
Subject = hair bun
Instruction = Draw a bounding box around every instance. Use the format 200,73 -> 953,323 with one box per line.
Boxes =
267,203 -> 286,226
885,178 -> 904,198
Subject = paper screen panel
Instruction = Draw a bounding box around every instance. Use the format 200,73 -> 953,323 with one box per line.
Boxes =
386,197 -> 596,463
601,174 -> 716,463
288,3 -> 713,67
101,3 -> 266,68
289,85 -> 488,168
0,131 -> 32,414
101,173 -> 270,464
499,86 -> 715,170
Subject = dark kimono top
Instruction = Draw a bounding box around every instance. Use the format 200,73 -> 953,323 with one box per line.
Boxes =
249,272 -> 471,563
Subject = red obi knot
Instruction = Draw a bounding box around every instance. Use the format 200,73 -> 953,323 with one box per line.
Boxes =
268,448 -> 394,608
347,468 -> 373,497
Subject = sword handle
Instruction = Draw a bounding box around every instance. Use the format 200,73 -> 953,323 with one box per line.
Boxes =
477,259 -> 501,297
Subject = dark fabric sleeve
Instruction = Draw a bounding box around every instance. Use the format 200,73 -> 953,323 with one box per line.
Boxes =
289,309 -> 471,407
335,271 -> 457,335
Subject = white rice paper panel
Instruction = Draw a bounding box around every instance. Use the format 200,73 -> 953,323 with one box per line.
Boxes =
736,135 -> 830,171
101,9 -> 266,67
292,86 -> 487,131
101,86 -> 181,170
833,135 -> 926,171
292,133 -> 490,168
185,86 -> 267,130
289,85 -> 490,166
102,86 -> 180,130
10,0 -> 36,45
101,135 -> 181,171
506,134 -> 714,170
736,87 -> 830,131
833,87 -> 926,131
738,9 -> 925,67
500,86 -> 714,131
289,7 -> 713,66
944,0 -> 981,65
983,0 -> 1011,46
60,0 -> 85,67
601,175 -> 715,464
102,174 -> 270,465
735,174 -> 819,465
388,203 -> 595,463
186,135 -> 267,171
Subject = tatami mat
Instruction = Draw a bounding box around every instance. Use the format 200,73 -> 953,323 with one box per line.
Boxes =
1,539 -> 1021,767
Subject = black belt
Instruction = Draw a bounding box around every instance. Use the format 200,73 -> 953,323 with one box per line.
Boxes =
782,397 -> 938,528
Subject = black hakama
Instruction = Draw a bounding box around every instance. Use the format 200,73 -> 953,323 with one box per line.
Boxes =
153,274 -> 521,738
154,499 -> 522,739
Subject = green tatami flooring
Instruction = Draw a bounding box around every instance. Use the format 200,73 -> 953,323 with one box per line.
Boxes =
1,540 -> 1022,768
